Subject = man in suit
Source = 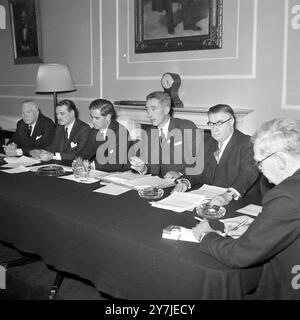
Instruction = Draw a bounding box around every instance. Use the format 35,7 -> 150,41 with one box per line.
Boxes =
3,100 -> 55,156
174,104 -> 259,206
130,91 -> 202,178
36,99 -> 90,161
77,99 -> 131,172
192,118 -> 300,299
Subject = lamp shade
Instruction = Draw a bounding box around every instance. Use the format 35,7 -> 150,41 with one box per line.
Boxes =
36,64 -> 76,93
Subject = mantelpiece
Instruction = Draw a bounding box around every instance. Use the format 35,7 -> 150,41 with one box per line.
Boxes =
114,101 -> 252,140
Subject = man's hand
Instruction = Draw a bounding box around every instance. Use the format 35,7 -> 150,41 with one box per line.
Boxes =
172,181 -> 188,193
164,171 -> 182,180
29,149 -> 42,159
3,148 -> 18,157
192,220 -> 214,240
129,156 -> 147,174
209,191 -> 232,206
3,142 -> 17,154
39,150 -> 54,162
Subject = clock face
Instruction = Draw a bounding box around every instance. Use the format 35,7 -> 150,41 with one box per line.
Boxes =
161,73 -> 175,89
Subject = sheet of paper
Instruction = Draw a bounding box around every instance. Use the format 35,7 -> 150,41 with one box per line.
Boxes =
4,155 -> 40,165
89,169 -> 111,180
220,215 -> 254,239
93,183 -> 131,195
190,184 -> 227,198
236,204 -> 262,217
58,174 -> 99,184
150,191 -> 206,213
103,171 -> 175,190
2,165 -> 30,174
162,226 -> 199,243
27,164 -> 73,173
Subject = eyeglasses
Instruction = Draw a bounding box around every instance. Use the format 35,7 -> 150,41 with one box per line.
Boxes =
207,117 -> 232,128
254,152 -> 277,171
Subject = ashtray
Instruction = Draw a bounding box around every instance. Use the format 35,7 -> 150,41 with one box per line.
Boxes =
138,187 -> 164,199
36,165 -> 65,177
195,203 -> 226,220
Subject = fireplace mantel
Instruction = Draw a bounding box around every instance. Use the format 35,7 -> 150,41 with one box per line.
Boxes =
114,101 -> 252,139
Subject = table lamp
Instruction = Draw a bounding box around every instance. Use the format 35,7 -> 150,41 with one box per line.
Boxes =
36,64 -> 76,123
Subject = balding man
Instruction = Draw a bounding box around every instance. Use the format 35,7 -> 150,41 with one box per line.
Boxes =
4,100 -> 55,156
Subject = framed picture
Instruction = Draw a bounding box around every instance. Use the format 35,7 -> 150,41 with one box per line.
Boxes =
9,0 -> 43,64
135,0 -> 223,53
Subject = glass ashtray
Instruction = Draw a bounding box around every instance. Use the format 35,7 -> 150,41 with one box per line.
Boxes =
195,203 -> 226,220
138,187 -> 164,199
36,165 -> 65,177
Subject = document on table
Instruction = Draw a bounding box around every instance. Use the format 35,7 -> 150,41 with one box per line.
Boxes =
2,165 -> 30,174
89,169 -> 111,180
189,184 -> 227,199
27,164 -> 73,173
150,191 -> 206,213
103,171 -> 175,190
58,174 -> 99,184
3,155 -> 40,167
236,204 -> 262,217
220,215 -> 254,239
162,226 -> 199,243
93,183 -> 131,196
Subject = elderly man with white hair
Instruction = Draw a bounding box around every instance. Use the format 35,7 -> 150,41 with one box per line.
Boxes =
192,117 -> 300,299
3,100 -> 55,156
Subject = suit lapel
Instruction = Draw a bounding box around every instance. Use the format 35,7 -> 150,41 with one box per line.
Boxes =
68,119 -> 78,142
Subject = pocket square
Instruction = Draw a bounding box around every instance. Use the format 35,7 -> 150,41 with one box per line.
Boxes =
174,141 -> 183,146
70,142 -> 78,148
35,135 -> 42,140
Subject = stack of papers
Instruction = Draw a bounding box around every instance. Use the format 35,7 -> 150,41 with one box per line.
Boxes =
2,166 -> 30,174
162,225 -> 199,243
190,184 -> 227,198
3,155 -> 40,168
236,204 -> 262,217
103,171 -> 175,190
27,164 -> 73,173
150,191 -> 206,213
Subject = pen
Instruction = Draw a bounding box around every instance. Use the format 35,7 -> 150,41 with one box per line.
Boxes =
194,216 -> 204,222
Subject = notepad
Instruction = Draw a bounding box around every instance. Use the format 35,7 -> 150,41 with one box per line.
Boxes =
162,225 -> 199,243
236,204 -> 262,217
150,191 -> 206,213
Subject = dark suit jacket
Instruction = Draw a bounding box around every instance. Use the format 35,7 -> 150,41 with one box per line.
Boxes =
134,117 -> 202,177
9,113 -> 55,156
198,169 -> 300,299
185,129 -> 259,196
45,119 -> 90,161
77,119 -> 131,172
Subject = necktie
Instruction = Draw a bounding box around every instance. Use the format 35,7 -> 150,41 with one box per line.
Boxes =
64,127 -> 69,141
213,142 -> 223,164
159,128 -> 166,148
28,125 -> 32,137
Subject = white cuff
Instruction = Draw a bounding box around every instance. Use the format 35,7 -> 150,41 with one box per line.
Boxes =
54,152 -> 61,161
16,148 -> 23,156
228,187 -> 240,200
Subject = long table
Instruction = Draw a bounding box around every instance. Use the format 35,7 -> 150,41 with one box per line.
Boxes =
0,166 -> 262,299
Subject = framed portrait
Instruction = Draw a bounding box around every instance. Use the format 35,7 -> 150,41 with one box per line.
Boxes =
9,0 -> 43,64
135,0 -> 223,53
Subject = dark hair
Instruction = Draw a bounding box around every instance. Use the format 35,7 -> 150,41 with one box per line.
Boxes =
57,99 -> 78,118
208,104 -> 236,127
146,91 -> 171,107
89,99 -> 116,118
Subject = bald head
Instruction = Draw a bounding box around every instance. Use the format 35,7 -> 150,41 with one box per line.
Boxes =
22,100 -> 39,125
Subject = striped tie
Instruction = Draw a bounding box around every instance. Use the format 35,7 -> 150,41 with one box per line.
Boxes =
213,142 -> 223,164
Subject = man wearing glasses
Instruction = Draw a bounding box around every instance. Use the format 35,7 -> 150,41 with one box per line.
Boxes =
192,118 -> 300,299
174,104 -> 259,206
